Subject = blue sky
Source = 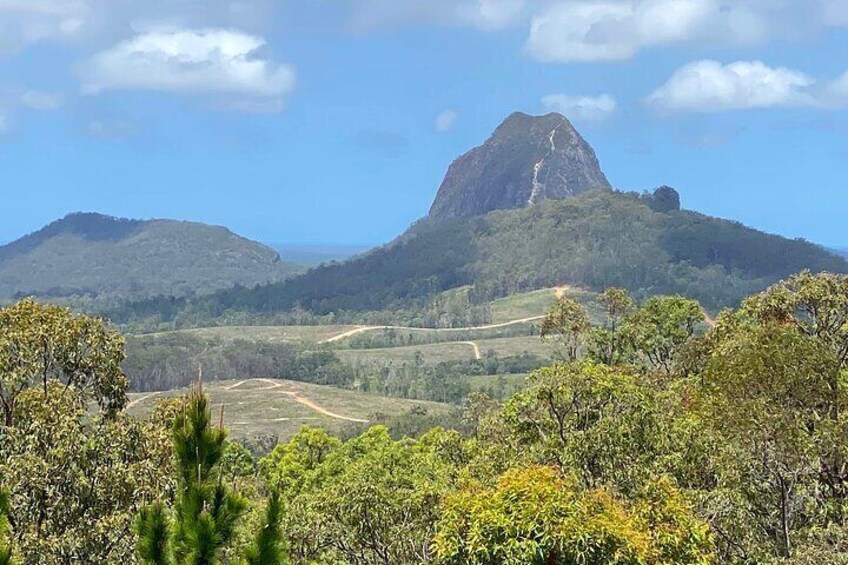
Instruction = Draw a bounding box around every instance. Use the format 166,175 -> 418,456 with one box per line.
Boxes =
1,1 -> 847,247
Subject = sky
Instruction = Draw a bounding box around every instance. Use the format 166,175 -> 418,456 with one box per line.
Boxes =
0,0 -> 847,248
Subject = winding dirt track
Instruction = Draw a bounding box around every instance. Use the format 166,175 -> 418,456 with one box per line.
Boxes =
319,286 -> 572,345
459,341 -> 482,360
319,316 -> 545,344
226,378 -> 369,423
126,392 -> 160,409
129,379 -> 368,423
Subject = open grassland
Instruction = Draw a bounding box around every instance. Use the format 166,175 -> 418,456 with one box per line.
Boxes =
126,378 -> 450,441
337,342 -> 478,365
476,336 -> 552,358
138,325 -> 358,344
490,286 -> 602,324
337,336 -> 552,366
133,287 -> 594,348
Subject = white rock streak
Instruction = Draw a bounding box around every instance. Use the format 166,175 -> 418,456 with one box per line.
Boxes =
528,126 -> 560,206
528,158 -> 545,205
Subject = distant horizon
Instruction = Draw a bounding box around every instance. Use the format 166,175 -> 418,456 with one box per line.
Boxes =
0,193 -> 846,251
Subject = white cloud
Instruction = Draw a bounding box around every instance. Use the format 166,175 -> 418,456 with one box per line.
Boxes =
0,0 -> 89,54
646,60 -> 816,112
526,0 -> 767,63
542,93 -> 617,121
20,90 -> 64,110
454,0 -> 527,30
0,0 -> 278,55
434,109 -> 459,133
0,112 -> 8,134
347,0 -> 527,32
79,28 -> 296,107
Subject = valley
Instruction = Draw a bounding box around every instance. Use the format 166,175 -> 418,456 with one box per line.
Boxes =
122,285 -> 570,439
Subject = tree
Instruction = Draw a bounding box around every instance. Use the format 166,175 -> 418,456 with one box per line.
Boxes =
0,299 -> 127,426
540,297 -> 590,361
743,271 -> 848,415
434,466 -> 712,565
0,489 -> 12,565
742,273 -> 848,525
587,287 -> 635,366
244,493 -> 287,565
623,296 -> 704,374
502,361 -> 661,494
0,382 -> 173,563
136,387 -> 286,565
700,316 -> 842,560
265,426 -> 459,565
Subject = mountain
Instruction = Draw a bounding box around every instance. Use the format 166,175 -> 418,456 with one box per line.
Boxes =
108,113 -> 848,327
111,189 -> 848,327
0,212 -> 300,300
428,112 -> 611,221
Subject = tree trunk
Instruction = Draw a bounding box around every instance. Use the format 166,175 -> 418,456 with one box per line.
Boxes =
779,475 -> 791,559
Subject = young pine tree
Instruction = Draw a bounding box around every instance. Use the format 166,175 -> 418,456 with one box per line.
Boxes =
136,385 -> 287,565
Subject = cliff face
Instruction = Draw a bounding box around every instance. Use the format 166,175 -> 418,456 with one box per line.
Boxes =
428,112 -> 611,221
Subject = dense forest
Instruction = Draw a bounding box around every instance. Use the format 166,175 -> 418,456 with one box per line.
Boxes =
106,190 -> 848,330
0,213 -> 299,302
3,271 -> 848,563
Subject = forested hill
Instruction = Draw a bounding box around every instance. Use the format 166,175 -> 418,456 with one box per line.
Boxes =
0,212 -> 300,301
109,189 -> 848,326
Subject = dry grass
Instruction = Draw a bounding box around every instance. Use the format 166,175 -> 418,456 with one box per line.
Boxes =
489,286 -> 600,324
137,325 -> 357,344
126,378 -> 450,441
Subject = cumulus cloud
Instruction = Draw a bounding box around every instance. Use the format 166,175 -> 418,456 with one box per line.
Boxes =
541,94 -> 617,121
526,0 -> 767,63
79,28 -> 296,108
434,109 -> 459,133
646,60 -> 817,112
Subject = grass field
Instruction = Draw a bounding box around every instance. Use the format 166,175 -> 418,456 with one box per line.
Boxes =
490,286 -> 602,324
337,336 -> 552,366
124,291 -> 574,436
126,378 -> 450,440
138,325 -> 357,344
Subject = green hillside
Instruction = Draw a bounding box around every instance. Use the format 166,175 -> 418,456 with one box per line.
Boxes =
0,212 -> 300,301
111,189 -> 848,327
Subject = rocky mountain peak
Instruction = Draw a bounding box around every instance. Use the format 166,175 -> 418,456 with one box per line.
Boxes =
428,112 -> 611,221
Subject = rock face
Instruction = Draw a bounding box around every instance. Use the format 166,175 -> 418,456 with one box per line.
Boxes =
428,112 -> 612,221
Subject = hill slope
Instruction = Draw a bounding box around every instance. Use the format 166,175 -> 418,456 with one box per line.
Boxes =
111,189 -> 848,326
428,112 -> 611,221
0,212 -> 299,300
